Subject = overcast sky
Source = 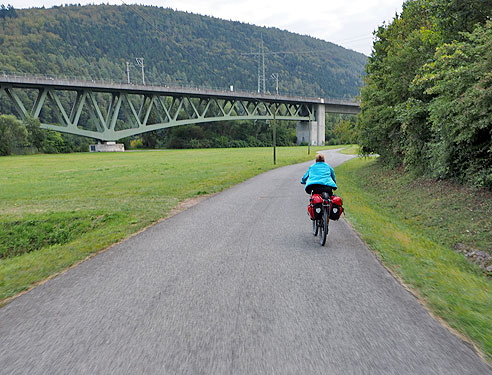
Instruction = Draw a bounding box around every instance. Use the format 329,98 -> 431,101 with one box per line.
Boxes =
6,0 -> 404,55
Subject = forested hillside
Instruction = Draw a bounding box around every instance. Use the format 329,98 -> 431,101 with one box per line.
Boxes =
358,0 -> 492,189
0,4 -> 366,97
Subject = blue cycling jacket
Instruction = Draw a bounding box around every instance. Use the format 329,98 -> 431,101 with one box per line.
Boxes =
301,162 -> 337,189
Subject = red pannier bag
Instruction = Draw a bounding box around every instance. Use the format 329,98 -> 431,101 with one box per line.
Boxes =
308,194 -> 323,220
330,195 -> 343,220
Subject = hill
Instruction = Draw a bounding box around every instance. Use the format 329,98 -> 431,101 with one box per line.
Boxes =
0,4 -> 366,98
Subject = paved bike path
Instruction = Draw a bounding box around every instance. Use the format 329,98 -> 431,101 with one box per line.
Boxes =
1,150 -> 490,374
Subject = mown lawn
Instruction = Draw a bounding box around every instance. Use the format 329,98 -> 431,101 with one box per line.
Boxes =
0,146 -> 328,302
336,157 -> 492,363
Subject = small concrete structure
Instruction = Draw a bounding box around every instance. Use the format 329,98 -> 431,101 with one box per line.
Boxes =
89,142 -> 125,152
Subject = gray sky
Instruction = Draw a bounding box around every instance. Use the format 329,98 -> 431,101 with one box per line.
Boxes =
6,0 -> 404,55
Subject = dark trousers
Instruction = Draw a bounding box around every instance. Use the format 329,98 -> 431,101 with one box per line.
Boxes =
305,184 -> 334,198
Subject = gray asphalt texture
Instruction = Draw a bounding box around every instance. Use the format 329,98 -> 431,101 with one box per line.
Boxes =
1,149 -> 490,375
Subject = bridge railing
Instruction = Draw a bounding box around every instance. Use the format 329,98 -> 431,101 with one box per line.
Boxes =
0,71 -> 359,106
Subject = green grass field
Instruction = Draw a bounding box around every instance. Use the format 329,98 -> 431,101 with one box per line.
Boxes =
336,157 -> 492,363
0,146 -> 328,302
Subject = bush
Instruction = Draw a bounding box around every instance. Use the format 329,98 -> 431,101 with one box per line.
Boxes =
130,138 -> 144,149
227,139 -> 247,148
0,115 -> 28,156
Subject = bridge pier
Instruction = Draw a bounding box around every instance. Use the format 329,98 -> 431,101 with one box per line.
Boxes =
296,104 -> 325,146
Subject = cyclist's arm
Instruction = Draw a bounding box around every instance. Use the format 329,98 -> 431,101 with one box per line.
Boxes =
301,169 -> 309,184
331,166 -> 336,184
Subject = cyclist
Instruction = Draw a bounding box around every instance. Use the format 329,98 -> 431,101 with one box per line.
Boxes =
300,153 -> 337,198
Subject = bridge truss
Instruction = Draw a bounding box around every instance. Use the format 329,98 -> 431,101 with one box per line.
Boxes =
0,76 -> 322,142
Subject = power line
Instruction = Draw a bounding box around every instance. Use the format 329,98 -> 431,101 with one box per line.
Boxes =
333,34 -> 374,45
240,49 -> 337,56
119,0 -> 229,87
238,38 -> 373,56
119,2 -> 368,91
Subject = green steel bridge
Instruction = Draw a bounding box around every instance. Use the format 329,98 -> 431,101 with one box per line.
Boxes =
0,73 -> 360,144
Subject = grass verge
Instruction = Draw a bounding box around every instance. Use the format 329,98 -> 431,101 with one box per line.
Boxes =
0,146 -> 331,303
336,157 -> 492,363
337,144 -> 359,155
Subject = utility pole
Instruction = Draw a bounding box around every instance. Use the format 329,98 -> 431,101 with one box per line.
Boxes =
257,38 -> 266,93
261,39 -> 266,94
271,73 -> 279,95
126,61 -> 131,84
273,103 -> 277,165
257,49 -> 261,93
135,57 -> 145,85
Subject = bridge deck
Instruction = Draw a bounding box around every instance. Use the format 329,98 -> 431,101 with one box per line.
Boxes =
0,73 -> 359,141
0,73 -> 359,108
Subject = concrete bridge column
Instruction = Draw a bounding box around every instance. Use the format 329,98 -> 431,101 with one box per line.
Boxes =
296,103 -> 325,145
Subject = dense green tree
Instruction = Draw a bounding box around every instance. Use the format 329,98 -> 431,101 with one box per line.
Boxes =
0,114 -> 27,155
414,21 -> 492,187
334,119 -> 358,145
24,116 -> 46,151
0,4 -> 17,19
325,113 -> 357,145
358,0 -> 492,188
426,0 -> 492,42
358,0 -> 439,166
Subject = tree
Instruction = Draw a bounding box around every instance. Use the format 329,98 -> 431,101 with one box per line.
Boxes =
414,21 -> 492,187
24,116 -> 46,151
0,4 -> 17,19
358,0 -> 437,164
0,114 -> 27,155
358,0 -> 492,188
426,0 -> 492,42
334,119 -> 357,144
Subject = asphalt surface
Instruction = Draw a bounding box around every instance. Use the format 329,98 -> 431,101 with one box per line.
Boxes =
1,149 -> 490,375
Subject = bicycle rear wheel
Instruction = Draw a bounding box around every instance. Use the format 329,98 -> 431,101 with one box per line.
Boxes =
319,207 -> 328,246
313,219 -> 318,236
